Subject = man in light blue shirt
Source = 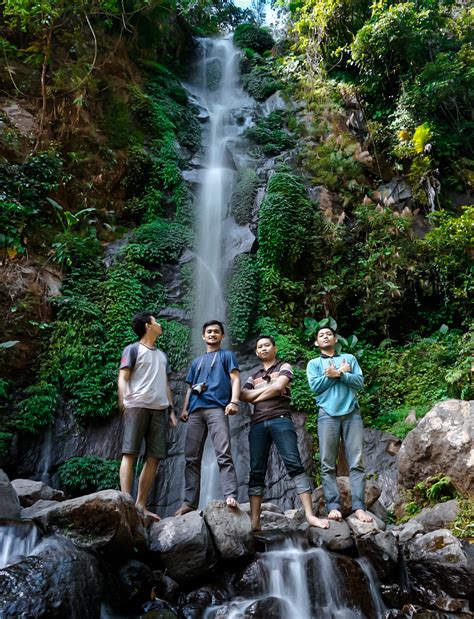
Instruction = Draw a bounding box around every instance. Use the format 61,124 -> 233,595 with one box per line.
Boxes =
307,326 -> 372,522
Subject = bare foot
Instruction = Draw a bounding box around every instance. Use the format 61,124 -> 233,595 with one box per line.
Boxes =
354,509 -> 373,523
136,505 -> 161,521
307,514 -> 329,529
175,504 -> 195,517
226,496 -> 238,508
328,509 -> 343,521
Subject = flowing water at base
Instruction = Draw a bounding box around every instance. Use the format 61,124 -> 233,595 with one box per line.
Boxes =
204,540 -> 386,619
0,520 -> 39,569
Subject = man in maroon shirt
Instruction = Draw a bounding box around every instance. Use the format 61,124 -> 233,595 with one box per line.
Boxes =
240,336 -> 329,531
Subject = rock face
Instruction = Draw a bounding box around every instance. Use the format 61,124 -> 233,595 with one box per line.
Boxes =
203,500 -> 254,559
398,400 -> 474,496
0,469 -> 21,519
0,535 -> 103,618
404,529 -> 474,607
148,511 -> 217,584
31,490 -> 147,555
364,428 -> 401,508
413,499 -> 460,532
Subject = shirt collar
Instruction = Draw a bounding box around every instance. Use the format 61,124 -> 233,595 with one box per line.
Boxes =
321,352 -> 341,358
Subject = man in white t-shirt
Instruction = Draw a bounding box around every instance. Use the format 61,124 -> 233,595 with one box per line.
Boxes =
118,311 -> 177,520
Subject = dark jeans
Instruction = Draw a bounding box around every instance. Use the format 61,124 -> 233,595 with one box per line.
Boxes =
183,407 -> 237,508
248,415 -> 311,497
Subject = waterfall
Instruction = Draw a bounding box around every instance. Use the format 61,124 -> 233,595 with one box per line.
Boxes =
0,520 -> 39,569
204,539 -> 386,618
357,557 -> 388,617
186,36 -> 254,508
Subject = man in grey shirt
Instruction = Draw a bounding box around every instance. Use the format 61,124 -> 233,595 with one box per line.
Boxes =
118,311 -> 177,520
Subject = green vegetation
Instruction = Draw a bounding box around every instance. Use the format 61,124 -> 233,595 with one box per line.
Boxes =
230,168 -> 259,225
227,254 -> 259,344
58,456 -> 121,496
245,111 -> 296,156
233,23 -> 275,55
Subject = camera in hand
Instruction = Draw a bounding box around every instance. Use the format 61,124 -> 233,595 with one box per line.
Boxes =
191,382 -> 207,395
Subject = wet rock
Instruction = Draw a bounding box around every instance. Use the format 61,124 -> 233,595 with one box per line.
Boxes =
148,511 -> 217,584
11,478 -> 64,506
398,400 -> 474,496
234,555 -> 266,595
152,570 -> 180,604
396,519 -> 425,544
31,490 -> 147,555
0,99 -> 37,136
404,529 -> 474,606
118,559 -> 154,607
370,499 -> 388,523
364,428 -> 401,508
222,217 -> 256,265
0,535 -> 102,618
21,499 -> 61,519
0,469 -> 21,519
203,499 -> 255,559
346,511 -> 385,535
242,595 -> 291,617
355,530 -> 399,581
306,518 -> 354,551
141,599 -> 179,618
180,585 -> 230,618
413,500 -> 460,532
259,510 -> 294,530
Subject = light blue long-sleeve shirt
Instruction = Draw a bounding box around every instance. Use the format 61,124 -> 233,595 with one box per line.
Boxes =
306,353 -> 364,416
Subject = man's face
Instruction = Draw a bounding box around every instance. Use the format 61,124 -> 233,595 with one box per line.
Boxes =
256,338 -> 277,362
202,324 -> 224,346
316,328 -> 337,350
148,316 -> 163,337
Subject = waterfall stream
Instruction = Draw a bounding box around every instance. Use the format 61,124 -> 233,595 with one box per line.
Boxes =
185,36 -> 255,508
0,520 -> 39,569
204,538 -> 385,619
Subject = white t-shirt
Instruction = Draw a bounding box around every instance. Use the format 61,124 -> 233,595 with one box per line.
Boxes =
120,342 -> 170,410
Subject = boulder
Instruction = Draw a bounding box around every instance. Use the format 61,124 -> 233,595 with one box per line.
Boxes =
346,511 -> 385,536
0,535 -> 102,618
404,529 -> 474,607
413,499 -> 460,532
203,499 -> 254,559
364,428 -> 401,508
31,490 -> 147,555
306,518 -> 354,552
0,469 -> 21,519
398,400 -> 474,496
11,478 -> 64,506
355,530 -> 399,581
148,511 -> 217,584
396,520 -> 425,544
21,499 -> 61,519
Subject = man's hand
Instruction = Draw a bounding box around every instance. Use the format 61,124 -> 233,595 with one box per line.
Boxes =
118,400 -> 125,414
180,410 -> 189,422
169,409 -> 177,428
325,360 -> 341,378
225,402 -> 239,416
339,358 -> 352,374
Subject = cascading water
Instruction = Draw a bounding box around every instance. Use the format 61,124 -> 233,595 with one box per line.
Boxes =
185,36 -> 254,508
0,520 -> 39,569
204,538 -> 385,619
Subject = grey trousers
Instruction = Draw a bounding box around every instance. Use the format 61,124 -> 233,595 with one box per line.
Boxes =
183,407 -> 237,508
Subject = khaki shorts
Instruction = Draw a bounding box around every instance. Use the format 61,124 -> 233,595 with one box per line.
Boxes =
122,407 -> 167,459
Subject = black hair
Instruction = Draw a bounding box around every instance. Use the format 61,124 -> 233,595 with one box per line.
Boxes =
256,335 -> 276,346
316,326 -> 337,338
132,311 -> 154,338
202,320 -> 225,335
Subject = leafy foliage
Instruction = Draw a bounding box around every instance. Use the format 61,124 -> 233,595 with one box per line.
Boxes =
230,168 -> 259,225
227,254 -> 259,344
245,111 -> 295,155
233,23 -> 275,54
58,455 -> 120,496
